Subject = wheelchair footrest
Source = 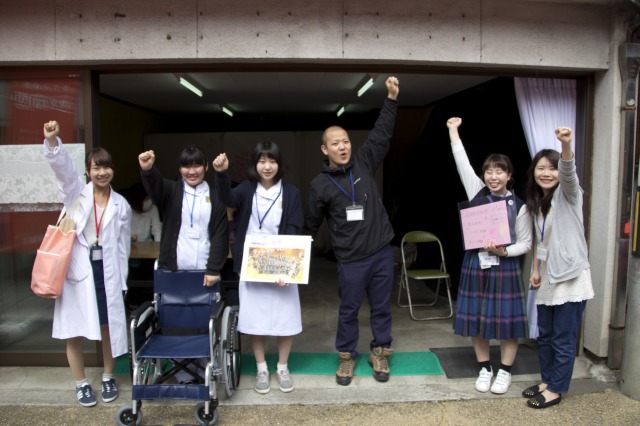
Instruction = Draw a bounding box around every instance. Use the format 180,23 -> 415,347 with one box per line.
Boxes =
132,384 -> 210,400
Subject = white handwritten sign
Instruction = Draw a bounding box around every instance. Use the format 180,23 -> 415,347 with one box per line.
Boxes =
459,200 -> 511,250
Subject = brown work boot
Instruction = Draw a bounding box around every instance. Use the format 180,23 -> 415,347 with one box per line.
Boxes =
336,352 -> 355,386
368,346 -> 393,382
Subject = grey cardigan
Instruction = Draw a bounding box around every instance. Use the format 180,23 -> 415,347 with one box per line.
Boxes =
545,155 -> 590,284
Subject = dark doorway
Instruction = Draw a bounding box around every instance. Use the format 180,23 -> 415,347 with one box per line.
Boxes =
386,77 -> 532,297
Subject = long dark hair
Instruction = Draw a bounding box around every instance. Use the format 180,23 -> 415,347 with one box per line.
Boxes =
525,149 -> 560,217
247,140 -> 284,183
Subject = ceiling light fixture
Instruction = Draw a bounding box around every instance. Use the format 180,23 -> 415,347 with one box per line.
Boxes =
179,77 -> 203,97
222,106 -> 234,117
336,106 -> 345,117
357,77 -> 374,97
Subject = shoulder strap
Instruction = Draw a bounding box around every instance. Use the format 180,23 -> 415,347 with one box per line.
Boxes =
55,208 -> 67,226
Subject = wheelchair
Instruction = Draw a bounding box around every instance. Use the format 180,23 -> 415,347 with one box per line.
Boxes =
115,269 -> 241,426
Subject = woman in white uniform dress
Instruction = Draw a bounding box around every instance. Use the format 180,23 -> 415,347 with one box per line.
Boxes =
213,140 -> 304,394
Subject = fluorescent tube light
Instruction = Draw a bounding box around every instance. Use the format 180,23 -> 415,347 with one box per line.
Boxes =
357,78 -> 374,97
179,77 -> 203,97
336,106 -> 345,117
222,106 -> 234,117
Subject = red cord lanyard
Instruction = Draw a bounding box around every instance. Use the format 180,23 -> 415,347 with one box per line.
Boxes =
93,188 -> 111,246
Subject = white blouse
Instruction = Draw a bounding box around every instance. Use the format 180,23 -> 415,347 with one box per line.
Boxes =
177,180 -> 212,270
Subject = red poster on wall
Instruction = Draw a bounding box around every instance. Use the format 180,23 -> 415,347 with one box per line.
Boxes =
4,78 -> 81,145
1,76 -> 83,254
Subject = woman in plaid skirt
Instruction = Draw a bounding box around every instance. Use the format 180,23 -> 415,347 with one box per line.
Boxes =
447,117 -> 532,395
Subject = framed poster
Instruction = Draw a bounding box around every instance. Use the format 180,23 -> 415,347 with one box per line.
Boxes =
458,199 -> 512,250
239,234 -> 313,284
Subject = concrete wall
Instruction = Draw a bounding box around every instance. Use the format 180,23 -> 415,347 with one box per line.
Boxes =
0,0 -> 616,70
0,0 -> 635,359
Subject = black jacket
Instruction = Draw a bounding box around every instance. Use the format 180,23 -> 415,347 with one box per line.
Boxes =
142,166 -> 229,276
304,97 -> 397,262
214,172 -> 304,274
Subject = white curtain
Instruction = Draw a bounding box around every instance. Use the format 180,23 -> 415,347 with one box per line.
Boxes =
514,77 -> 577,339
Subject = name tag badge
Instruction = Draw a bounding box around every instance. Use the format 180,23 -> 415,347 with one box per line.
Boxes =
536,245 -> 548,261
186,227 -> 201,239
91,245 -> 103,261
478,250 -> 499,269
346,205 -> 364,221
205,195 -> 211,203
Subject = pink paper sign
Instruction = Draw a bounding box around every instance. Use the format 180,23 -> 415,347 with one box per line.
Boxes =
459,200 -> 512,250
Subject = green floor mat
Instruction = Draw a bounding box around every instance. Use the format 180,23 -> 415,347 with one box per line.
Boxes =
114,355 -> 130,375
241,351 -> 443,376
114,355 -> 173,375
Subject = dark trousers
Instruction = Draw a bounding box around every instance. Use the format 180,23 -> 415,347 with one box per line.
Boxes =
90,249 -> 109,326
335,244 -> 394,359
537,300 -> 587,394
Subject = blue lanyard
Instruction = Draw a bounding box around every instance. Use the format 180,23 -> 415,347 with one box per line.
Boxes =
255,188 -> 282,229
326,169 -> 356,204
537,215 -> 546,242
184,185 -> 197,228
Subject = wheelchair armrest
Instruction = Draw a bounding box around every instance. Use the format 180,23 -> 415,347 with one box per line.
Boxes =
208,299 -> 225,338
210,299 -> 224,323
129,301 -> 157,355
130,300 -> 154,322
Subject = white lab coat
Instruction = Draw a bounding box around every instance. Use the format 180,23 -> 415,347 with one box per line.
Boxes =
44,138 -> 131,357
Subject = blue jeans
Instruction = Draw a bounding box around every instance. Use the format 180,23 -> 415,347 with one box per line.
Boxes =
536,301 -> 587,394
335,245 -> 394,359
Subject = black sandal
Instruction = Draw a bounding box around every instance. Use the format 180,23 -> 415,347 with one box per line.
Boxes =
527,393 -> 562,409
522,384 -> 543,398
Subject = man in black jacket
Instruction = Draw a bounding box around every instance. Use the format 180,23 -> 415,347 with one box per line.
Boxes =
304,76 -> 399,386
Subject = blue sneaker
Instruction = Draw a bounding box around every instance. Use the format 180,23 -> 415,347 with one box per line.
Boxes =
76,384 -> 97,407
101,379 -> 118,403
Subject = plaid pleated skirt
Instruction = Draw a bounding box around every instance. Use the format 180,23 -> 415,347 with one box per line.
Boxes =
453,250 -> 528,340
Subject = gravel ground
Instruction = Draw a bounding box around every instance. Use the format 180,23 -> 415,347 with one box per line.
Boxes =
1,388 -> 639,425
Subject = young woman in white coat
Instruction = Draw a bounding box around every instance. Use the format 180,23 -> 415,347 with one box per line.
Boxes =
43,121 -> 131,407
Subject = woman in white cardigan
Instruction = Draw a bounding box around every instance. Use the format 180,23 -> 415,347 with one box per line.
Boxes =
523,127 -> 594,409
44,121 -> 131,408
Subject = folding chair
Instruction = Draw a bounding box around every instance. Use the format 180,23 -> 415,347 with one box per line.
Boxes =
397,231 -> 454,321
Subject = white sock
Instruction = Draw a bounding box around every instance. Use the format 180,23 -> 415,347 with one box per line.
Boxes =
102,373 -> 114,382
257,361 -> 268,373
277,363 -> 288,373
76,379 -> 89,388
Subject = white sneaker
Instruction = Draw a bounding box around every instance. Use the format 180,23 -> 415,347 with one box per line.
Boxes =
490,369 -> 512,394
475,367 -> 493,392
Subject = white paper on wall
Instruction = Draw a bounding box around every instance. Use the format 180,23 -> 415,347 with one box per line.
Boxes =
0,144 -> 85,205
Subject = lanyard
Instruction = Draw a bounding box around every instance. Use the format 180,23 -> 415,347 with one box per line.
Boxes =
255,188 -> 282,229
93,188 -> 111,245
185,188 -> 197,227
537,215 -> 546,242
326,169 -> 356,204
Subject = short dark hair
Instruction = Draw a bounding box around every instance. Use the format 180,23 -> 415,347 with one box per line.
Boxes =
123,182 -> 149,213
179,145 -> 207,167
247,140 -> 284,183
481,153 -> 515,189
85,147 -> 114,170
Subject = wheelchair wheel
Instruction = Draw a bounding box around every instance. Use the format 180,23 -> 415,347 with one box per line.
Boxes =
115,405 -> 142,426
194,401 -> 219,425
137,358 -> 161,384
220,305 -> 241,398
